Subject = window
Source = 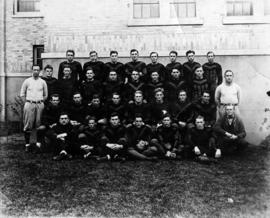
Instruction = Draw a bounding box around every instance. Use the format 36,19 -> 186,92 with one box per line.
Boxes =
16,0 -> 40,12
33,45 -> 44,69
133,0 -> 160,19
265,0 -> 270,15
170,0 -> 196,18
226,0 -> 253,16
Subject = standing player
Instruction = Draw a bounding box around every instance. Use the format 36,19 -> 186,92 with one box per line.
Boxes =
183,50 -> 201,86
105,51 -> 125,82
58,49 -> 83,83
146,52 -> 166,82
20,65 -> 48,151
42,64 -> 58,104
165,51 -> 183,81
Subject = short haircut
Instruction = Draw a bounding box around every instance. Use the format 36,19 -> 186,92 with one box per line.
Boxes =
130,49 -> 138,54
86,116 -> 96,123
194,65 -> 202,72
92,94 -> 101,100
154,87 -> 164,94
63,64 -> 71,70
134,113 -> 144,120
150,51 -> 158,57
202,91 -> 210,96
178,89 -> 187,95
85,66 -> 94,73
134,90 -> 143,96
195,115 -> 204,121
73,91 -> 82,97
44,64 -> 53,71
50,93 -> 60,100
89,50 -> 97,56
169,50 -> 178,56
186,50 -> 195,56
59,112 -> 69,118
66,49 -> 75,56
207,51 -> 215,56
112,92 -> 120,98
110,50 -> 118,56
224,70 -> 234,76
110,112 -> 119,119
32,65 -> 40,70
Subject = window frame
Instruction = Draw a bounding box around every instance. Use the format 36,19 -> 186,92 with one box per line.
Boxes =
33,45 -> 44,70
128,0 -> 203,26
13,0 -> 43,18
133,0 -> 160,19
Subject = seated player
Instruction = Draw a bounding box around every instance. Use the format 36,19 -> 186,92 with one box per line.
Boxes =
42,64 -> 58,105
78,116 -> 103,159
186,115 -> 217,162
146,71 -> 164,102
165,51 -> 183,81
126,91 -> 150,125
149,88 -> 169,127
213,105 -> 248,157
165,68 -> 187,102
36,94 -> 63,149
191,66 -> 210,102
123,70 -> 146,103
126,115 -> 159,160
68,92 -> 87,125
102,71 -> 124,102
191,91 -> 216,128
57,64 -> 79,106
48,112 -> 76,161
152,115 -> 183,159
105,92 -> 127,124
105,50 -> 125,82
79,66 -> 102,105
146,52 -> 166,82
169,90 -> 193,137
100,113 -> 127,161
86,94 -> 107,125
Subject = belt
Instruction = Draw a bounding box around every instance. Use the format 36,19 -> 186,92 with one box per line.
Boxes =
26,100 -> 43,104
220,103 -> 238,106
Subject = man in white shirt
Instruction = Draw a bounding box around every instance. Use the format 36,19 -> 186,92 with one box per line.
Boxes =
215,70 -> 241,119
20,65 -> 48,151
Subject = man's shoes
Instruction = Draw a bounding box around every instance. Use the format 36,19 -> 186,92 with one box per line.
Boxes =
53,150 -> 68,161
25,144 -> 31,152
96,155 -> 111,161
83,152 -> 92,159
36,142 -> 41,148
196,154 -> 210,164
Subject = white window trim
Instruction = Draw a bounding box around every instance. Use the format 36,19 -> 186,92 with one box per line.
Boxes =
223,0 -> 270,24
12,0 -> 43,18
127,0 -> 203,26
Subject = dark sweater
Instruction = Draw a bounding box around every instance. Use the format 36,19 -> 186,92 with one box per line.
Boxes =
83,61 -> 106,82
58,61 -> 83,83
124,61 -> 147,81
183,61 -> 201,86
146,63 -> 166,82
202,62 -> 222,86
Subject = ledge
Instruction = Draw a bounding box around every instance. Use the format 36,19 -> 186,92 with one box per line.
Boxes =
127,17 -> 204,27
223,16 -> 270,24
12,12 -> 44,18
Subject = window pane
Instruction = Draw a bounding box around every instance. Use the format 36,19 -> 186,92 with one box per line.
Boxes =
242,2 -> 251,15
17,0 -> 40,12
150,4 -> 160,17
187,3 -> 196,17
134,4 -> 142,18
170,3 -> 178,18
227,2 -> 234,16
234,2 -> 243,16
179,4 -> 187,17
142,4 -> 151,18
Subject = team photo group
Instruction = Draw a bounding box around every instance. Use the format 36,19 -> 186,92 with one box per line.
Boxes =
19,49 -> 249,162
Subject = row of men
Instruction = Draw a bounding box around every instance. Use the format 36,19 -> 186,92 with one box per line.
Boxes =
42,49 -> 222,105
38,105 -> 247,162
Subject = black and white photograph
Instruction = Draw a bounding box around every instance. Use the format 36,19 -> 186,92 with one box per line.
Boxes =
0,0 -> 270,217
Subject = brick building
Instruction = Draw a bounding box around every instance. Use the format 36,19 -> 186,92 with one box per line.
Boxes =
0,0 -> 270,144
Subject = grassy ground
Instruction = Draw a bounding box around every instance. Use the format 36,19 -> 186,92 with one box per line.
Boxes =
0,135 -> 270,217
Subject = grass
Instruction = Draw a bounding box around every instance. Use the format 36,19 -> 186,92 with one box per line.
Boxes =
0,135 -> 270,217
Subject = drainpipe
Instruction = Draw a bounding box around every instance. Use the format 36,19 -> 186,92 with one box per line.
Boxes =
0,0 -> 6,122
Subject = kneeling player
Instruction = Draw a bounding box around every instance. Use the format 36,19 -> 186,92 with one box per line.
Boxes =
78,116 -> 103,159
48,112 -> 76,161
187,115 -> 217,162
100,113 -> 127,161
126,115 -> 159,160
152,115 -> 183,159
